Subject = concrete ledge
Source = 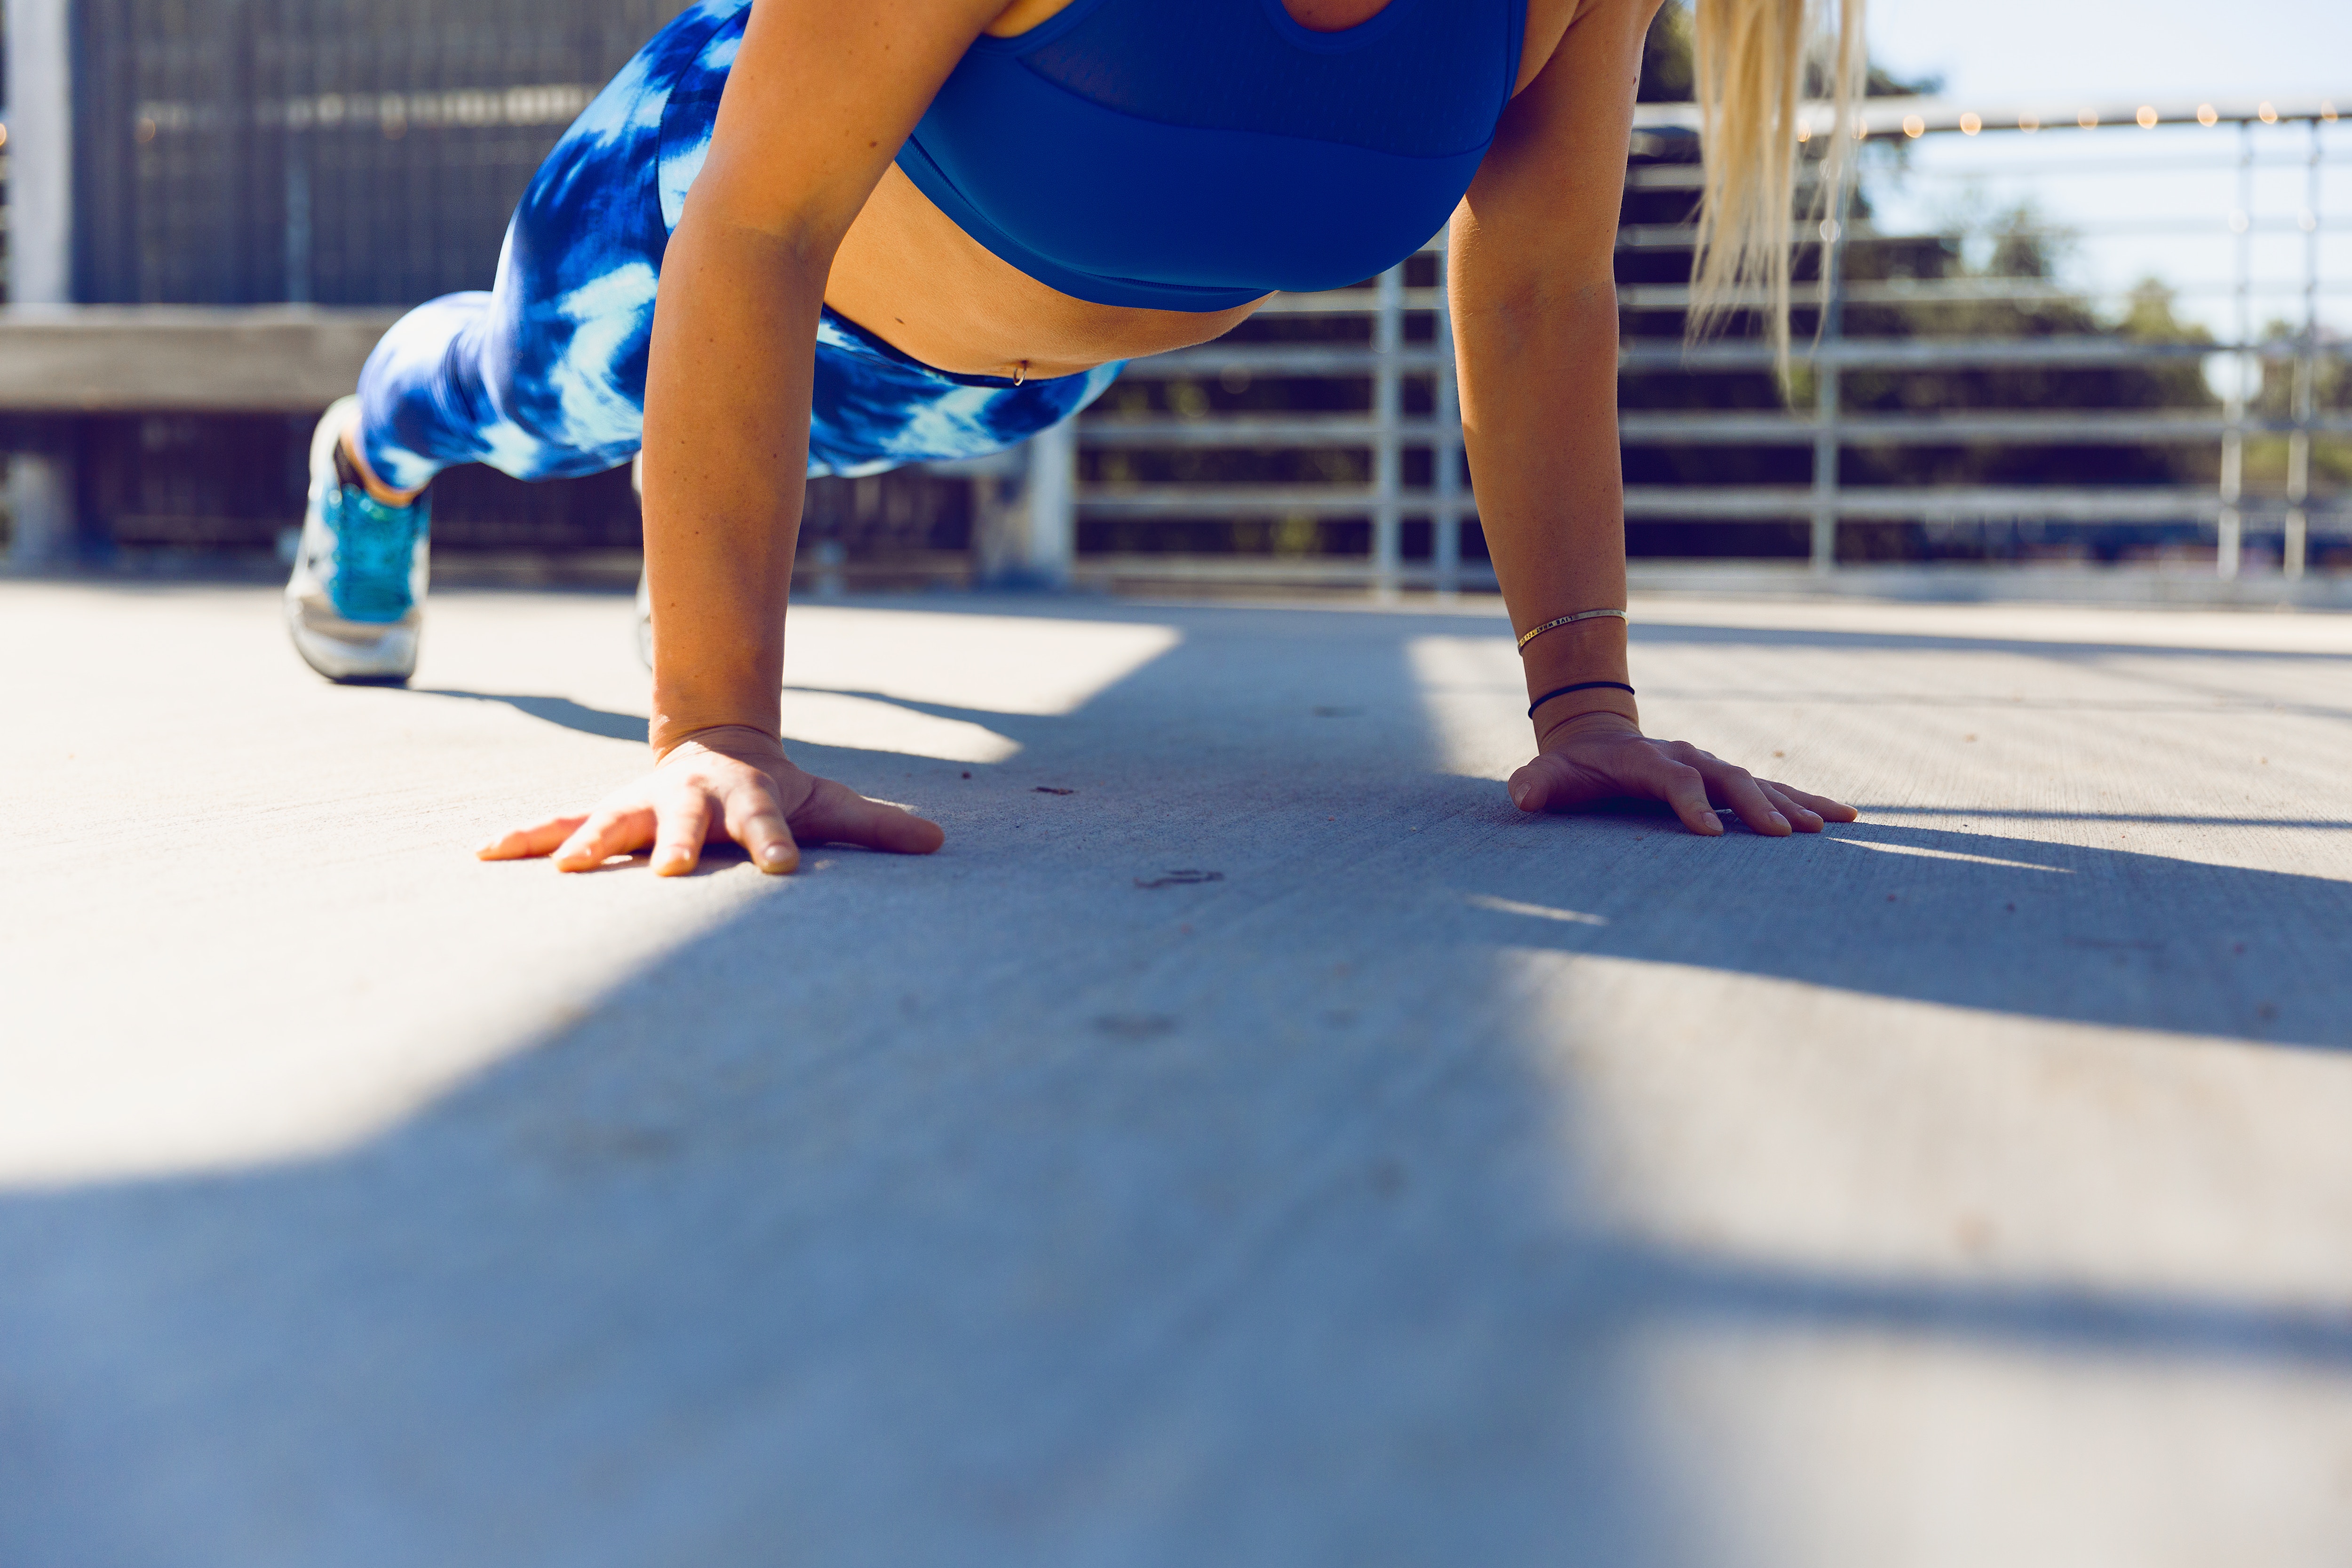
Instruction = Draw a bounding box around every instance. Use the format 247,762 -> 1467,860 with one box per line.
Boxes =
0,305 -> 405,412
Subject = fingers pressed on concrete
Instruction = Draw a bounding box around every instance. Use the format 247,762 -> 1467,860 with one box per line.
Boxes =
479,816 -> 586,860
1507,753 -> 1573,814
725,791 -> 801,874
1708,764 -> 1792,836
556,807 -> 648,872
1656,760 -> 1722,836
1756,781 -> 1825,833
652,791 -> 713,877
1778,783 -> 1860,823
804,780 -> 945,856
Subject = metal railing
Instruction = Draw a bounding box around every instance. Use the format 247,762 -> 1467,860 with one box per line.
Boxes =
69,0 -> 691,306
1039,93 -> 2348,590
1069,256 -> 1475,595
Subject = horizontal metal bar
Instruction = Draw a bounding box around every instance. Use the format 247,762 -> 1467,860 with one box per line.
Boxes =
1248,288 -> 1446,315
1071,555 -> 1500,589
135,85 -> 598,133
1632,93 -> 2348,137
1618,215 -> 2326,249
1619,486 -> 2337,521
1081,482 -> 2344,523
1826,154 -> 2344,181
1619,279 -> 2352,310
1620,150 -> 2344,191
1120,346 -> 1447,375
1082,412 -> 2352,450
1123,335 -> 2338,382
1618,412 -> 2352,445
1621,335 -> 2341,372
1079,486 -> 1473,517
1081,417 -> 1443,446
1626,164 -> 1797,191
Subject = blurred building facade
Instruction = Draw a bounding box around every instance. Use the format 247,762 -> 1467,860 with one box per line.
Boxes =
2,2 -> 2342,584
6,0 -> 975,574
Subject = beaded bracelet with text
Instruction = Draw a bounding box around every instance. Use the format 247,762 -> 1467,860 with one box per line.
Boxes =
1515,607 -> 1628,653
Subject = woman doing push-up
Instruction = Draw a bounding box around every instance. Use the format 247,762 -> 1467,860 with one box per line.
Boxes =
284,0 -> 1864,873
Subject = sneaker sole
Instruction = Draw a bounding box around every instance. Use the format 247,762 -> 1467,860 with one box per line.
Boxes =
285,596 -> 420,685
286,395 -> 423,684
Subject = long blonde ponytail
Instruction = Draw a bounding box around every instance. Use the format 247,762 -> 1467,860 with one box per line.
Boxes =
1687,0 -> 1867,365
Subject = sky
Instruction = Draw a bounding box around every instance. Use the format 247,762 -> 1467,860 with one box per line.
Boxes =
1867,0 -> 2352,105
1850,0 -> 2352,350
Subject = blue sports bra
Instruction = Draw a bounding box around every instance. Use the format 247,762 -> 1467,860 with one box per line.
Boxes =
896,0 -> 1530,314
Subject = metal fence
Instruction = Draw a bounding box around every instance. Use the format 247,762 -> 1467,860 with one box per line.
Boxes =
10,0 -> 986,569
14,14 -> 2351,585
1051,94 -> 2350,591
70,0 -> 690,305
1068,256 -> 1475,593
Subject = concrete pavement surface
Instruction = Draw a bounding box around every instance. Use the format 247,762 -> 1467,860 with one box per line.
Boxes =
3,578 -> 2350,1567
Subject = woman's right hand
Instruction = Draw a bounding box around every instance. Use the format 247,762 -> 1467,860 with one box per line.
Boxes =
477,724 -> 945,876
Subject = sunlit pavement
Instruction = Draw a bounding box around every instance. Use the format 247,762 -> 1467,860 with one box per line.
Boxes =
5,578 -> 2351,1567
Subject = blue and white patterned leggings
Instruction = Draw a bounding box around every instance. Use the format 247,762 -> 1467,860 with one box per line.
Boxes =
356,0 -> 1124,493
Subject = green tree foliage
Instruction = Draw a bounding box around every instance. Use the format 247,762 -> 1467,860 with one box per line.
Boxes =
1638,1 -> 1938,104
1838,214 -> 2219,493
1637,0 -> 1693,103
2242,317 -> 2352,502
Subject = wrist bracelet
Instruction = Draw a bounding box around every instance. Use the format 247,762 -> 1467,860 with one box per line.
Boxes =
1528,681 -> 1636,719
1516,607 -> 1628,652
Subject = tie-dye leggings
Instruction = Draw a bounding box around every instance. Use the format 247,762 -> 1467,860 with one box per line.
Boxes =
355,0 -> 1124,493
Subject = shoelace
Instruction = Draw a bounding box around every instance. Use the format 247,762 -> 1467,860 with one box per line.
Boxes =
327,484 -> 427,623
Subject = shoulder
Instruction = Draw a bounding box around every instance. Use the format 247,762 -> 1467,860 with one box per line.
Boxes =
1514,0 -> 1663,97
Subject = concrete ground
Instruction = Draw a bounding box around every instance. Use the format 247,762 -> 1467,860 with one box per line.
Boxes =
4,578 -> 2351,1568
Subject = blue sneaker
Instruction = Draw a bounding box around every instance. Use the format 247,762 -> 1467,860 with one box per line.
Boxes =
284,395 -> 430,684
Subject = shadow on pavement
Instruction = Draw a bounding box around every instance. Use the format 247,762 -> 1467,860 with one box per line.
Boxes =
1863,807 -> 2352,829
3,602 -> 2348,1564
1445,812 -> 2352,1052
418,689 -> 647,743
1599,1243 -> 2352,1367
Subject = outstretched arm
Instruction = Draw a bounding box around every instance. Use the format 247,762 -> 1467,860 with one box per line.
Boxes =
1451,0 -> 1854,835
483,0 -> 1008,875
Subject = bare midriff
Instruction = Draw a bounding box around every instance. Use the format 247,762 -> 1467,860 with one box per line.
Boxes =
820,0 -> 1426,380
822,167 -> 1267,379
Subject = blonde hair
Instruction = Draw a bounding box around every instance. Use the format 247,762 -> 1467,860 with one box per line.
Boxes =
1687,0 -> 1867,366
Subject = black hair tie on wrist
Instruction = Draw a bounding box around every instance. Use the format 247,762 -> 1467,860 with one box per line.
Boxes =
1528,681 -> 1636,719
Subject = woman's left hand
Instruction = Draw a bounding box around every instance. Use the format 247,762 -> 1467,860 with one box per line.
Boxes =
1505,712 -> 1858,837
